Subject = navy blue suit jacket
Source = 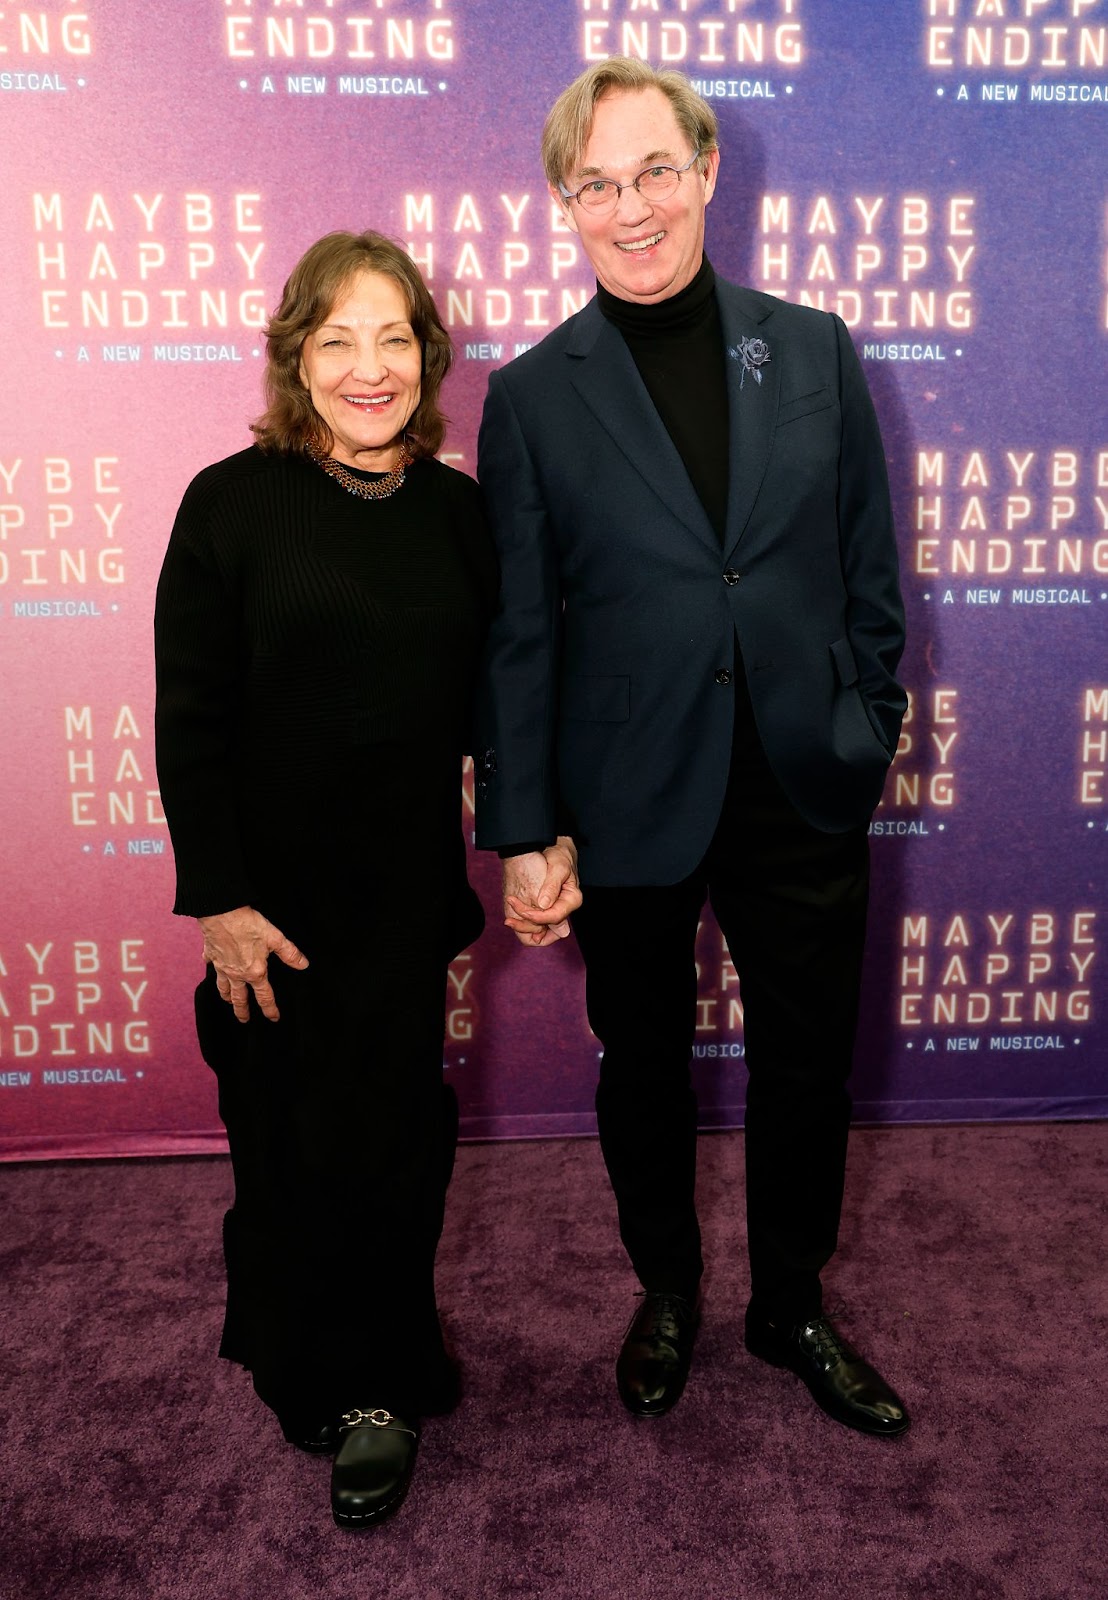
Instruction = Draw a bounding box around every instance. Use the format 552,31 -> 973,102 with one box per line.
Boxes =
474,277 -> 906,886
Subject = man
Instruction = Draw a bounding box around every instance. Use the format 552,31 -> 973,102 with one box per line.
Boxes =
474,59 -> 910,1437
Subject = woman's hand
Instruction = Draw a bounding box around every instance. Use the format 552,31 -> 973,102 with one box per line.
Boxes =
197,906 -> 309,1023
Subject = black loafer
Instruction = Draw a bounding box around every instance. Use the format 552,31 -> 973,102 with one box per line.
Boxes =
331,1409 -> 420,1529
616,1292 -> 699,1418
745,1308 -> 910,1438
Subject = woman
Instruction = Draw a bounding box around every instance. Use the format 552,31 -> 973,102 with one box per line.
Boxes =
154,231 -> 497,1528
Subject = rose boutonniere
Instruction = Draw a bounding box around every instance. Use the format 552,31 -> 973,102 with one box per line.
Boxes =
730,336 -> 771,389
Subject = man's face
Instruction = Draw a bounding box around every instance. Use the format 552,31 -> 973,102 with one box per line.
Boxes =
555,86 -> 719,305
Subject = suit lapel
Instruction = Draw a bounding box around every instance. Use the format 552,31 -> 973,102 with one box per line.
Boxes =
566,302 -> 719,552
718,283 -> 781,562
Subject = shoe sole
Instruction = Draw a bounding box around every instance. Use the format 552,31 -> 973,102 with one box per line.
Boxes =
619,1395 -> 683,1419
617,1371 -> 691,1419
332,1479 -> 413,1529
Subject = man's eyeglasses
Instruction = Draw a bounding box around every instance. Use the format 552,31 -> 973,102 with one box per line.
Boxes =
558,151 -> 703,215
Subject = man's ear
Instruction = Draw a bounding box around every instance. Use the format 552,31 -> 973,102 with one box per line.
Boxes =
550,183 -> 580,237
702,147 -> 721,207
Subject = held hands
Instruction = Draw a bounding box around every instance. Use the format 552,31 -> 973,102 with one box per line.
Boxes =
503,836 -> 583,947
197,906 -> 309,1023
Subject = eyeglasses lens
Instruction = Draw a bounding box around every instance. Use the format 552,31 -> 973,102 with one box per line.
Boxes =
578,168 -> 681,212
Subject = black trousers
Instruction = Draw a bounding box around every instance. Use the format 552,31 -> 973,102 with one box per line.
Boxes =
573,701 -> 870,1323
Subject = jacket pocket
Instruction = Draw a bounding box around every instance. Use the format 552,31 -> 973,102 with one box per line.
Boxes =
830,637 -> 890,755
777,385 -> 833,427
829,636 -> 859,687
561,673 -> 630,722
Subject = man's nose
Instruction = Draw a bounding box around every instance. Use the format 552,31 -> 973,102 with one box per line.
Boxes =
613,180 -> 652,225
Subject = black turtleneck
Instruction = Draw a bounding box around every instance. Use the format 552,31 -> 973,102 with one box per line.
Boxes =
596,256 -> 730,542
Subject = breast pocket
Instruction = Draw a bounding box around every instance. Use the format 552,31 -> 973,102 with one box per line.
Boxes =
561,673 -> 630,722
777,385 -> 833,428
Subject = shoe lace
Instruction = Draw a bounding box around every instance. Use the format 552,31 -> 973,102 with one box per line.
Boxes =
641,1292 -> 692,1345
800,1316 -> 858,1367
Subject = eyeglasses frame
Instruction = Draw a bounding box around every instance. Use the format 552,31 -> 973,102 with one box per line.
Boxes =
557,149 -> 705,212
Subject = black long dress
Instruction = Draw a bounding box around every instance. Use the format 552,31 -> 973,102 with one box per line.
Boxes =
154,445 -> 497,1426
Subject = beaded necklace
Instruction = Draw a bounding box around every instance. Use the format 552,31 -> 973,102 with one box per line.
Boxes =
307,441 -> 412,500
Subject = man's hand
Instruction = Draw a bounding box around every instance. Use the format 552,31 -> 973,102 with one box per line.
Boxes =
197,906 -> 309,1022
503,837 -> 583,947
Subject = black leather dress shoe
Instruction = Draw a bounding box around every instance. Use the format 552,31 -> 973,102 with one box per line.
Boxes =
616,1292 -> 699,1418
331,1409 -> 420,1529
745,1308 -> 911,1438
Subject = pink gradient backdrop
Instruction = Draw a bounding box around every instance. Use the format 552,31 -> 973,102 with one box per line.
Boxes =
1,1 -> 1104,1158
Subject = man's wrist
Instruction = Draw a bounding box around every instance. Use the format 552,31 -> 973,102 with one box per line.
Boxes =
497,841 -> 554,860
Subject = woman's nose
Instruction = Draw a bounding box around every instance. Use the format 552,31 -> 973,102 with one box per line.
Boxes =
353,354 -> 387,384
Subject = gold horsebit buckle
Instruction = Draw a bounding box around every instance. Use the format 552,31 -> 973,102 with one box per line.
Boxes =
341,1407 -> 394,1427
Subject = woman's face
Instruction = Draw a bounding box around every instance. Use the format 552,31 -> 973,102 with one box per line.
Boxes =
298,270 -> 422,469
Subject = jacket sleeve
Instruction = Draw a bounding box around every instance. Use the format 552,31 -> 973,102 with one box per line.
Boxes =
153,479 -> 253,917
473,367 -> 563,849
833,313 -> 908,755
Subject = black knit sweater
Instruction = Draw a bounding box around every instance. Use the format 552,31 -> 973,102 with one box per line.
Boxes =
154,446 -> 497,917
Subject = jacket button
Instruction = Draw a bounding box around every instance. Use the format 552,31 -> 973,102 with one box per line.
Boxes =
723,569 -> 741,586
715,668 -> 732,685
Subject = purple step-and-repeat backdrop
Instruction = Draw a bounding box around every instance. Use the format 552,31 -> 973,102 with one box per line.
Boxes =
1,1 -> 1105,1160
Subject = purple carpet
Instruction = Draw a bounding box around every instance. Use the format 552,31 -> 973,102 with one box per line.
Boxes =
2,1126 -> 1106,1599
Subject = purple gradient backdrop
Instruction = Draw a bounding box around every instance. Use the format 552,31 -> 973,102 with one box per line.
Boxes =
1,0 -> 1104,1159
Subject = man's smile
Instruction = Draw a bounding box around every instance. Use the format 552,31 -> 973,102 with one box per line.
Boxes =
615,230 -> 665,253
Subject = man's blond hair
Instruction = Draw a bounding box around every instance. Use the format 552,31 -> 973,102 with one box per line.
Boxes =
541,58 -> 719,191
